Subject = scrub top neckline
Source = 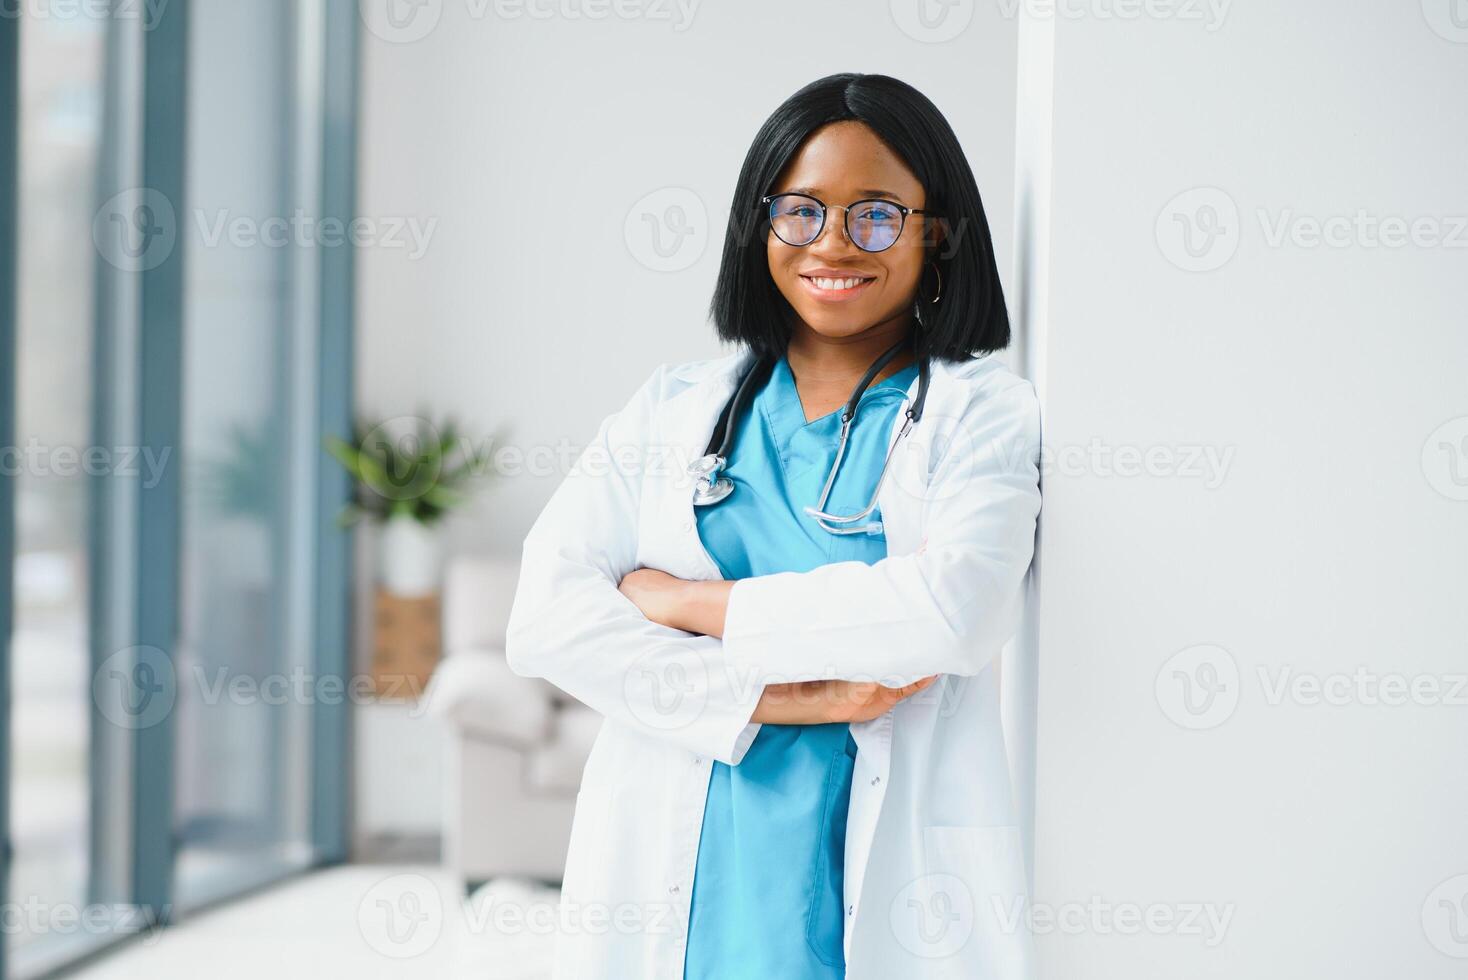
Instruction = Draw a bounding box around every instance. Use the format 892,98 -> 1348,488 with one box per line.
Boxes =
776,355 -> 921,429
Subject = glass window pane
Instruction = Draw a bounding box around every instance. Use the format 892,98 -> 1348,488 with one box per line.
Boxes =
10,10 -> 107,968
171,0 -> 318,907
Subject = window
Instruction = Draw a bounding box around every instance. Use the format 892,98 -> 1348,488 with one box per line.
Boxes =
0,2 -> 358,975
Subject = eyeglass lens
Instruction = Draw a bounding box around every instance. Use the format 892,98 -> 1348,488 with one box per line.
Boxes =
766,193 -> 907,253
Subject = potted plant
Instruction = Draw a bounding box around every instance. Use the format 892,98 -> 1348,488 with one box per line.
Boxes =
325,414 -> 496,596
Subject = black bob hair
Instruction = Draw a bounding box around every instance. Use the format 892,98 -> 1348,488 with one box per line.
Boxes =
709,72 -> 1010,364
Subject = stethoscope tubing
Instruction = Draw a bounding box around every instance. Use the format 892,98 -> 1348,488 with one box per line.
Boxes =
689,332 -> 931,532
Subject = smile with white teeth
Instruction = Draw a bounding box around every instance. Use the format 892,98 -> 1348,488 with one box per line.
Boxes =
803,275 -> 873,291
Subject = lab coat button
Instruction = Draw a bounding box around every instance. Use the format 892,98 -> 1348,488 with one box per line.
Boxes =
871,776 -> 881,786
669,884 -> 680,895
847,905 -> 855,916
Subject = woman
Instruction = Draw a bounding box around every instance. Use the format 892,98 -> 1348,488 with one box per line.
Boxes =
506,73 -> 1041,980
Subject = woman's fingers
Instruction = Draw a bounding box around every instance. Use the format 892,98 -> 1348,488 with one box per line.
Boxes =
754,676 -> 943,724
876,675 -> 939,705
849,675 -> 941,721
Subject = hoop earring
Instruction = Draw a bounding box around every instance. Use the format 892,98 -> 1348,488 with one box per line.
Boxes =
919,260 -> 943,305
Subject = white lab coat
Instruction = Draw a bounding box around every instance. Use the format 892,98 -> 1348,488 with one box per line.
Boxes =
506,345 -> 1042,979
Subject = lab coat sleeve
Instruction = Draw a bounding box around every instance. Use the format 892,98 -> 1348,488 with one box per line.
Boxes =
721,379 -> 1041,686
504,365 -> 764,766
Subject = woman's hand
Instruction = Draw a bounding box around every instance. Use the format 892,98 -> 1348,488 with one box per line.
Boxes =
751,676 -> 939,725
619,567 -> 937,723
618,568 -> 733,638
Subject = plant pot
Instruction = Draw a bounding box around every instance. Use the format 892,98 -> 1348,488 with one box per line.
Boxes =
377,514 -> 442,598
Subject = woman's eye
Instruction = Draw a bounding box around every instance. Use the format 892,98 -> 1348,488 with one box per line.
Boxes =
859,206 -> 898,222
790,205 -> 820,218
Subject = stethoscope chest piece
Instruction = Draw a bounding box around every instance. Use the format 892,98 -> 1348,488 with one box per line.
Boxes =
688,454 -> 734,506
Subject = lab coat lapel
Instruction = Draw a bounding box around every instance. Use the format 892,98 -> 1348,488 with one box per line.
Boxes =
646,352 -> 751,580
661,350 -> 753,485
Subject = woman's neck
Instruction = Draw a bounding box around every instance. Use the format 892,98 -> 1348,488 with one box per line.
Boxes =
784,313 -> 916,423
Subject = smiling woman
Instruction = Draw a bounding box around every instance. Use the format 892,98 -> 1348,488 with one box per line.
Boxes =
506,72 -> 1040,980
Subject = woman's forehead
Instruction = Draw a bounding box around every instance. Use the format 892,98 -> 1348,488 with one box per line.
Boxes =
773,122 -> 924,201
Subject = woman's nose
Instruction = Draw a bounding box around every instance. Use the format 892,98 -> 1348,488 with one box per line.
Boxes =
808,205 -> 857,256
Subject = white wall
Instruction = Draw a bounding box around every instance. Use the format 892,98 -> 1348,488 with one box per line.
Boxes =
359,8 -> 1468,973
1027,3 -> 1468,977
357,0 -> 1020,557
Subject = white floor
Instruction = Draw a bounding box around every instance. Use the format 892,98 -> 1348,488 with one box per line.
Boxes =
73,866 -> 558,979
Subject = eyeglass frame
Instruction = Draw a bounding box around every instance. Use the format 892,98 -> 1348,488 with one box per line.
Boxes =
759,192 -> 940,253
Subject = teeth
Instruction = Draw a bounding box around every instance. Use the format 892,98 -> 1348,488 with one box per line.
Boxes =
809,276 -> 867,291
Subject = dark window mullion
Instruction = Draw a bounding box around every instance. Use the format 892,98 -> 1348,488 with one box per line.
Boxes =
88,5 -> 143,913
0,3 -> 21,976
130,0 -> 188,923
310,0 -> 361,866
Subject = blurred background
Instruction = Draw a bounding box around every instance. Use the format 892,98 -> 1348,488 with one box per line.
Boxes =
0,0 -> 1465,978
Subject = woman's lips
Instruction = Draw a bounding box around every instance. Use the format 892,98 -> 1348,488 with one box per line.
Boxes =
798,274 -> 876,302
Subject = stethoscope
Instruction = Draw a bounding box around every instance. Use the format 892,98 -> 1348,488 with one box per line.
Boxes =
687,333 -> 931,536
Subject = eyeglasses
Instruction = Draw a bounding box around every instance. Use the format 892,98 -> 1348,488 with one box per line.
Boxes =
761,192 -> 937,253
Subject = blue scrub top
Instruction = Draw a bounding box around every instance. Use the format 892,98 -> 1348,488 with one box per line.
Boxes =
684,353 -> 920,980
